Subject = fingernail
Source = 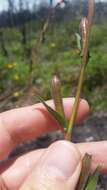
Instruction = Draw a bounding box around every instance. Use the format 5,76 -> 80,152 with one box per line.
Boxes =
41,140 -> 81,178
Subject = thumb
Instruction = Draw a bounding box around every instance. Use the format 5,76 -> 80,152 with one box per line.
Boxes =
20,141 -> 82,190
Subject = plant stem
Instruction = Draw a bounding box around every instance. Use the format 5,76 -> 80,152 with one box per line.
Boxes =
65,18 -> 89,141
65,63 -> 86,140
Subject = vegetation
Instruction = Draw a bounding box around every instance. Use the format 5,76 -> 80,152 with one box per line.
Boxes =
0,0 -> 107,111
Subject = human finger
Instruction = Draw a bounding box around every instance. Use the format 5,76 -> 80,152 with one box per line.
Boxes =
77,141 -> 107,173
0,98 -> 89,159
19,141 -> 81,190
0,150 -> 45,190
1,141 -> 107,189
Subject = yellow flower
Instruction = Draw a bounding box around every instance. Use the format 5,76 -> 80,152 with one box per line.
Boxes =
7,62 -> 17,69
7,64 -> 14,69
13,92 -> 20,97
13,74 -> 20,81
50,43 -> 56,48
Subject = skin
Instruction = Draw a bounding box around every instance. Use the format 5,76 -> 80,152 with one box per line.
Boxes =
0,98 -> 107,189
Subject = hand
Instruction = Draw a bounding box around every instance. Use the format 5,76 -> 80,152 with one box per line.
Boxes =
0,98 -> 107,190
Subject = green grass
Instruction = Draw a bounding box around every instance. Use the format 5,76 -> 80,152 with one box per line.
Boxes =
0,20 -> 107,111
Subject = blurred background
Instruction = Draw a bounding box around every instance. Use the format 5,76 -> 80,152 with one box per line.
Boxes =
0,0 -> 107,112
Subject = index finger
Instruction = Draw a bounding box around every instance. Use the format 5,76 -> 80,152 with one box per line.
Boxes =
0,98 -> 89,159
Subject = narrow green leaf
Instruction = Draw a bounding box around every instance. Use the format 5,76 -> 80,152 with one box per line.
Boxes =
85,167 -> 100,190
36,95 -> 67,131
76,153 -> 92,190
75,33 -> 81,51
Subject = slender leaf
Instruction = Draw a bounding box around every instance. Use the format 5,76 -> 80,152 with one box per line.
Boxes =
36,95 -> 67,131
85,167 -> 100,190
76,153 -> 92,190
75,33 -> 81,51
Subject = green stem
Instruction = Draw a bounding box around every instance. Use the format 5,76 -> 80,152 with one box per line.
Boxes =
65,17 -> 90,141
65,63 -> 86,140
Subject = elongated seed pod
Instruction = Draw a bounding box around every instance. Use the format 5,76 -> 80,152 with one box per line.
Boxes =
80,17 -> 89,59
51,75 -> 65,118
